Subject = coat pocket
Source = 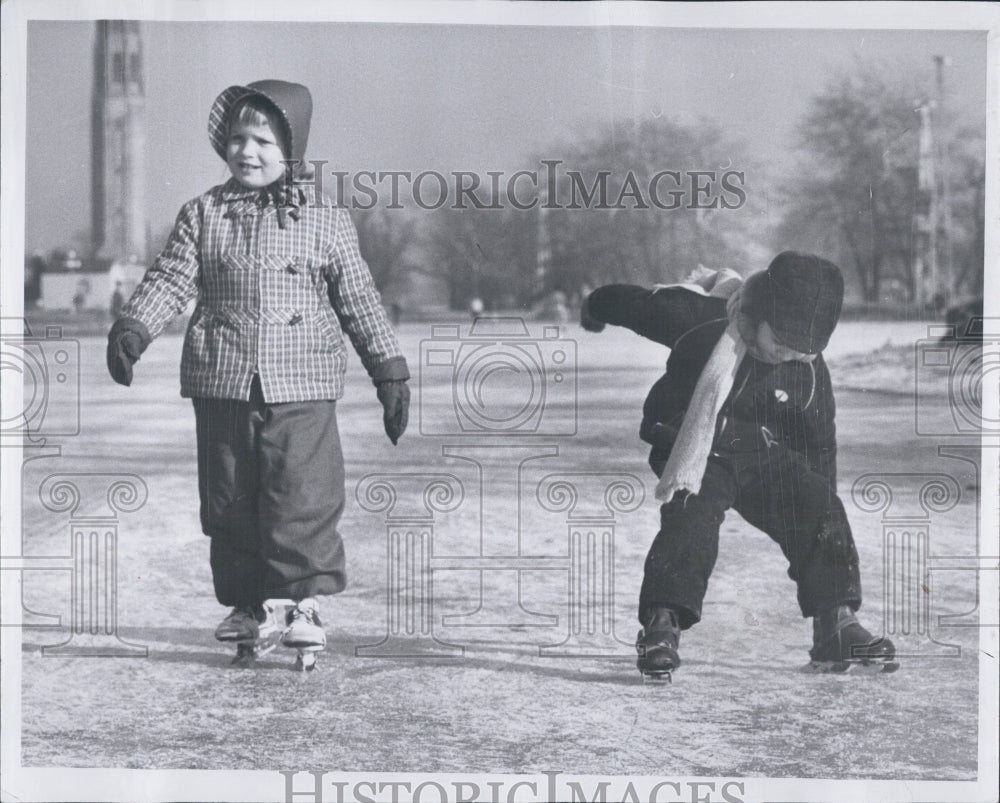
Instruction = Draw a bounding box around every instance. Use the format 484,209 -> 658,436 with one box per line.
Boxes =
258,251 -> 326,312
181,306 -> 212,378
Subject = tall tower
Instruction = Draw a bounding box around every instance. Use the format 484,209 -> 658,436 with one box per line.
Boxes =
91,21 -> 146,264
914,101 -> 938,307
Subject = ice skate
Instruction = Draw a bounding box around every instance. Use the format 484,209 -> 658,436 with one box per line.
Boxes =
636,607 -> 681,683
806,605 -> 898,674
216,602 -> 281,667
282,598 -> 326,672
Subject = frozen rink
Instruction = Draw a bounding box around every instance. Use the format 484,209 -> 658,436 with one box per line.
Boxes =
11,319 -> 988,780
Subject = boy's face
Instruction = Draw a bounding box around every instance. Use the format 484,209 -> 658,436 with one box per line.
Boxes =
755,321 -> 817,364
226,118 -> 286,189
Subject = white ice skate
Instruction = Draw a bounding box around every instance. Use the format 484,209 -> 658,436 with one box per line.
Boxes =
281,597 -> 327,672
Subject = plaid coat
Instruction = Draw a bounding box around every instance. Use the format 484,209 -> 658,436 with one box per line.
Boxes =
122,178 -> 406,403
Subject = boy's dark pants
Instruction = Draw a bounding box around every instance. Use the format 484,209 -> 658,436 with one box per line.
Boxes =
193,377 -> 347,607
639,446 -> 862,630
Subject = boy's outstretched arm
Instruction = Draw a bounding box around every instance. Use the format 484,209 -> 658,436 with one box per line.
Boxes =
582,283 -> 725,349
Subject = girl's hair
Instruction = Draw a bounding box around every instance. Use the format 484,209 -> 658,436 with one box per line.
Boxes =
227,95 -> 290,159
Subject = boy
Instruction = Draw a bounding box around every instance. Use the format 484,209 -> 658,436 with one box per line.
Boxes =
106,80 -> 410,668
580,252 -> 897,680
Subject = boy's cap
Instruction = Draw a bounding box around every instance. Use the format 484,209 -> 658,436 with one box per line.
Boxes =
743,251 -> 844,354
208,80 -> 313,167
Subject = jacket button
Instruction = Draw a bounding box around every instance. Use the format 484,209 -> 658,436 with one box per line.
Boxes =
289,313 -> 303,326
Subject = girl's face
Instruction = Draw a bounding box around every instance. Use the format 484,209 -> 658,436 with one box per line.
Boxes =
754,321 -> 817,364
226,117 -> 286,189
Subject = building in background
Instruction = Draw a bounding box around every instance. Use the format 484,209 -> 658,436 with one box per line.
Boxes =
39,20 -> 148,313
91,19 -> 146,265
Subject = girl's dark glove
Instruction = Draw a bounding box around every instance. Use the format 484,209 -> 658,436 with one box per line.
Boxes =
376,380 -> 410,445
106,317 -> 151,386
579,295 -> 605,333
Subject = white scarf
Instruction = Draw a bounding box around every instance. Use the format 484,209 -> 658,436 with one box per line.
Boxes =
654,267 -> 749,504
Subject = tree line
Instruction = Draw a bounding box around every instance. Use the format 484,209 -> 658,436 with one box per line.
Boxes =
355,64 -> 984,314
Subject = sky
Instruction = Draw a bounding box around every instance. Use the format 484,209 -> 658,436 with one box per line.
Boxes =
20,14 -> 989,256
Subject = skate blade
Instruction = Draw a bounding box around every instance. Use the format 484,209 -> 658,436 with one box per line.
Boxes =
229,630 -> 284,667
802,660 -> 848,674
848,659 -> 899,675
250,638 -> 282,661
640,670 -> 673,684
803,659 -> 899,675
294,647 -> 321,673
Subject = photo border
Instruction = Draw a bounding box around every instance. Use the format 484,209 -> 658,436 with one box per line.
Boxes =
2,2 -> 997,802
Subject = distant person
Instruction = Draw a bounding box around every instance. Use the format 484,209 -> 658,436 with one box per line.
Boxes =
581,253 -> 897,681
469,296 -> 484,319
25,251 -> 45,308
72,278 -> 90,314
540,289 -> 568,322
110,281 -> 126,320
105,80 -> 410,669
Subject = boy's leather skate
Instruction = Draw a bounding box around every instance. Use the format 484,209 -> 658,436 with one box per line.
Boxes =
807,605 -> 898,674
636,607 -> 682,683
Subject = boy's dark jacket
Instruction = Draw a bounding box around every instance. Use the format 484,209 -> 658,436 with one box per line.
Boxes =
587,284 -> 838,489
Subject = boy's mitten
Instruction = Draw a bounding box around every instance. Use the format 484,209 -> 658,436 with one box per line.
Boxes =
106,317 -> 151,387
376,381 -> 410,445
580,295 -> 605,333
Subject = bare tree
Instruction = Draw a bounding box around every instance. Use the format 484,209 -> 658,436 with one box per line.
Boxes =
777,65 -> 982,306
946,127 -> 986,299
351,206 -> 417,296
423,204 -> 538,311
538,117 -> 751,297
